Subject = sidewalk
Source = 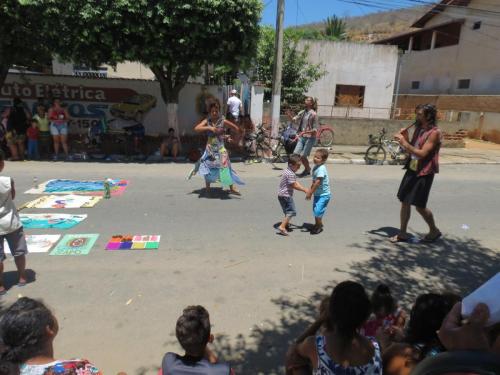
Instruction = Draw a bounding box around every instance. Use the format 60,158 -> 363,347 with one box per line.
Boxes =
321,139 -> 500,165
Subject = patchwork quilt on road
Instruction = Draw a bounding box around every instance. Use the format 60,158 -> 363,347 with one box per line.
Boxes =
5,235 -> 61,254
20,213 -> 87,229
50,234 -> 99,256
25,179 -> 129,196
21,195 -> 102,209
105,235 -> 160,250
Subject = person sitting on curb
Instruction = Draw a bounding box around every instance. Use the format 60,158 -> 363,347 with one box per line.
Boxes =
160,305 -> 235,374
286,281 -> 382,375
160,127 -> 180,160
0,297 -> 103,375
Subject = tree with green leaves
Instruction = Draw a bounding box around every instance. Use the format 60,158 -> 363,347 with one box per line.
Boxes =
0,1 -> 52,88
24,0 -> 262,131
255,26 -> 325,105
324,15 -> 347,40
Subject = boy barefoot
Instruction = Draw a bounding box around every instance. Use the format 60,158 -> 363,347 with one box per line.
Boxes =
277,154 -> 308,236
0,150 -> 28,295
306,149 -> 331,234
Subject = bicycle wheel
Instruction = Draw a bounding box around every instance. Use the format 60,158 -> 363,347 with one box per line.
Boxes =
365,145 -> 386,165
271,143 -> 288,164
318,128 -> 334,147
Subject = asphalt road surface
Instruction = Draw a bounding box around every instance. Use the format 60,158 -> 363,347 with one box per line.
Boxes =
1,161 -> 499,374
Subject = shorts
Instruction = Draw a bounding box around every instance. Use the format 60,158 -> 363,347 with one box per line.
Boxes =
6,131 -> 26,146
293,137 -> 315,157
313,194 -> 331,218
278,196 -> 296,218
50,122 -> 68,136
0,227 -> 28,261
397,170 -> 434,208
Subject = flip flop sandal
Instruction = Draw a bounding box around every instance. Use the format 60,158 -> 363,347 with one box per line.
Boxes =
390,235 -> 410,243
17,282 -> 27,287
311,226 -> 324,235
277,228 -> 289,236
0,289 -> 7,296
422,232 -> 442,243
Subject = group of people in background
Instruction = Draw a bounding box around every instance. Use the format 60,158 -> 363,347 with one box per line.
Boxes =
1,281 -> 497,375
0,97 -> 70,161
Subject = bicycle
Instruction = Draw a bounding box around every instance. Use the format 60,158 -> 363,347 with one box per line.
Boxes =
246,123 -> 290,166
364,128 -> 408,165
316,124 -> 335,147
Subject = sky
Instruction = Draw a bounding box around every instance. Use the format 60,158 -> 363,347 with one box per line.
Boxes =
261,0 -> 409,27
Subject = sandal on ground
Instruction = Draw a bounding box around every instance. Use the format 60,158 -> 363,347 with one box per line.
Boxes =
17,281 -> 27,287
311,225 -> 323,235
229,189 -> 241,196
0,289 -> 7,296
390,234 -> 410,243
277,228 -> 289,236
422,231 -> 442,243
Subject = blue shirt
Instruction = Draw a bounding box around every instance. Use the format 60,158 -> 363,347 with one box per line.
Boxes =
312,164 -> 330,196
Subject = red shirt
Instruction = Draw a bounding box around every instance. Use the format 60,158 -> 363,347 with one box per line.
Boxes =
27,126 -> 39,140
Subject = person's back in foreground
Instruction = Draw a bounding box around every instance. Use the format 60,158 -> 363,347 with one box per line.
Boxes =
0,150 -> 28,295
0,297 -> 101,375
286,281 -> 381,374
161,305 -> 234,375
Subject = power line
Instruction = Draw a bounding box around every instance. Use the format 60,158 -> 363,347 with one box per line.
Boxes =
374,0 -> 500,16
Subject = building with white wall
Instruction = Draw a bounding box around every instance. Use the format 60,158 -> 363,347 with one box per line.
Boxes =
375,0 -> 500,96
298,40 -> 399,119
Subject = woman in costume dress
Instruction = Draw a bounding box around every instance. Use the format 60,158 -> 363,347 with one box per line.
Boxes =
193,102 -> 243,195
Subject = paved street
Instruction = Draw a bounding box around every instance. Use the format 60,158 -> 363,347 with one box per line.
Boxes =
1,161 -> 499,374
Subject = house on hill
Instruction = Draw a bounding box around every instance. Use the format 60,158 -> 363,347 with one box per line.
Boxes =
376,0 -> 500,96
374,0 -> 500,142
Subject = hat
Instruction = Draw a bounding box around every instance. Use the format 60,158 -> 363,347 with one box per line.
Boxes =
231,89 -> 238,94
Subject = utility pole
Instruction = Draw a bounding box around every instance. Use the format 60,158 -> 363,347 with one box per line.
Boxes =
270,0 -> 285,140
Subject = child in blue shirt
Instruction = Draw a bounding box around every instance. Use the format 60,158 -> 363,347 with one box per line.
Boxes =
306,148 -> 331,234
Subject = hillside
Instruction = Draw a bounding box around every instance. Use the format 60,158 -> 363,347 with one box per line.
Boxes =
293,5 -> 431,42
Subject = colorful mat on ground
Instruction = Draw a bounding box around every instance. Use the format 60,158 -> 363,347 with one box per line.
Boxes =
25,179 -> 129,196
105,235 -> 161,250
5,235 -> 61,254
20,214 -> 87,229
22,195 -> 102,209
50,234 -> 99,256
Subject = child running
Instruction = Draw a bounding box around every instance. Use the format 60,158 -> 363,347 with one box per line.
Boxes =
306,148 -> 331,234
277,154 -> 308,236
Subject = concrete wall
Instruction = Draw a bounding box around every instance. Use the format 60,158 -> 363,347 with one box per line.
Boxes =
400,0 -> 500,95
0,73 -> 223,136
106,62 -> 155,80
297,40 -> 399,119
319,117 -> 477,145
250,85 -> 264,125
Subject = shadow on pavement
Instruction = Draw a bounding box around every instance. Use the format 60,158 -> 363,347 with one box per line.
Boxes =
189,188 -> 238,200
205,232 -> 499,374
2,269 -> 37,291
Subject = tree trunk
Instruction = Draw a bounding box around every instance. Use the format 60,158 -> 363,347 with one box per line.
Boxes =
151,65 -> 185,135
0,63 -> 10,90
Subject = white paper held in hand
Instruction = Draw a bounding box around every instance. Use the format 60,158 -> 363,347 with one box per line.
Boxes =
462,272 -> 500,326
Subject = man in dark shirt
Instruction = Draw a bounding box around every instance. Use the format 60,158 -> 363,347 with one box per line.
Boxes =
161,305 -> 234,375
6,97 -> 30,160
